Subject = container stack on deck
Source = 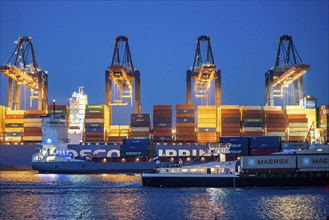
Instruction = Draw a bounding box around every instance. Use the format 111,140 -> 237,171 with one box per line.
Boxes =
241,106 -> 264,137
318,105 -> 329,143
264,106 -> 286,141
84,104 -> 109,142
220,105 -> 241,137
48,104 -> 70,120
153,105 -> 172,142
285,106 -> 308,142
175,104 -> 195,142
130,114 -> 151,139
197,106 -> 217,143
107,125 -> 129,143
4,110 -> 25,143
23,110 -> 46,143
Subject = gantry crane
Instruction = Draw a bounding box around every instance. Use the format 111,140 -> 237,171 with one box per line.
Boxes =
105,36 -> 141,124
186,35 -> 221,106
265,35 -> 309,106
0,36 -> 48,110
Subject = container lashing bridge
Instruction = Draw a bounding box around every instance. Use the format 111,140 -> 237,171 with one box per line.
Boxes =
186,35 -> 221,106
265,35 -> 310,106
105,36 -> 141,124
0,36 -> 48,110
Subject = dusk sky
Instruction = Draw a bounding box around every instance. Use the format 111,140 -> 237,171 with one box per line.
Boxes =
1,1 -> 328,124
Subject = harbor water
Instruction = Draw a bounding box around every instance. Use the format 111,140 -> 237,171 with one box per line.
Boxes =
1,171 -> 329,220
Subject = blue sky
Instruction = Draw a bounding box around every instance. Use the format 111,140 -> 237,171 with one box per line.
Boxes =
1,1 -> 328,124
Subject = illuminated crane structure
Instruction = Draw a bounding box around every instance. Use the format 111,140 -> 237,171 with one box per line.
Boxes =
0,36 -> 48,110
105,36 -> 141,124
186,36 -> 221,106
265,35 -> 309,106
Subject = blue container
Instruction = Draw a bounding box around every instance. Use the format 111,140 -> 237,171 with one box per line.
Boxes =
5,132 -> 22,136
153,118 -> 172,123
250,142 -> 281,149
120,150 -> 152,157
176,118 -> 195,123
122,138 -> 151,145
85,127 -> 104,132
176,109 -> 195,114
250,136 -> 281,143
220,137 -> 249,143
198,128 -> 217,132
130,121 -> 151,127
153,122 -> 172,128
153,136 -> 172,141
243,122 -> 263,127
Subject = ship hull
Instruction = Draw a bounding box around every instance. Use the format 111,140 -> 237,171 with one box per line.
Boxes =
32,161 -> 157,174
142,172 -> 329,187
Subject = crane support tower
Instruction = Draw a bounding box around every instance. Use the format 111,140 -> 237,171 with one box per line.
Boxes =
0,36 -> 48,110
186,35 -> 221,106
265,35 -> 309,106
105,36 -> 141,124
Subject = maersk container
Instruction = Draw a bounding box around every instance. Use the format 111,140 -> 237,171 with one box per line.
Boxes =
241,155 -> 296,169
281,142 -> 308,150
250,136 -> 281,143
297,155 -> 329,171
153,136 -> 172,141
84,123 -> 104,128
153,122 -> 171,127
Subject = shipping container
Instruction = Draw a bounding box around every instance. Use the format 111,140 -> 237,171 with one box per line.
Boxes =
241,155 -> 296,169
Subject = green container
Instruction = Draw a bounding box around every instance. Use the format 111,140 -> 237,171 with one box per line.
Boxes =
48,110 -> 68,114
86,109 -> 105,114
86,105 -> 105,110
244,118 -> 263,123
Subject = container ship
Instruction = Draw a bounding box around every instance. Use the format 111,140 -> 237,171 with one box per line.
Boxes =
0,35 -> 328,173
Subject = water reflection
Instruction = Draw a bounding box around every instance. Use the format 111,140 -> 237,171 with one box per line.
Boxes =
258,193 -> 328,220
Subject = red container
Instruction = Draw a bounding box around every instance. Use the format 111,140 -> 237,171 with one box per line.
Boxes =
249,148 -> 280,156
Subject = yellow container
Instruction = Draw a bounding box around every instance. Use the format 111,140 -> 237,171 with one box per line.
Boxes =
263,106 -> 282,111
5,119 -> 24,124
23,136 -> 43,141
5,136 -> 22,142
285,105 -> 305,110
23,118 -> 43,123
6,110 -> 26,115
220,105 -> 240,110
5,128 -> 24,132
242,106 -> 262,111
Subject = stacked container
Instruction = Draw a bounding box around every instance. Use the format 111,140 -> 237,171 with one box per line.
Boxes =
0,106 -> 6,144
84,104 -> 109,142
23,110 -> 46,142
48,104 -> 70,121
241,106 -> 264,137
220,105 -> 241,137
153,105 -> 172,142
107,125 -> 129,143
264,106 -> 286,141
318,105 -> 329,143
130,114 -> 151,139
219,137 -> 249,161
285,106 -> 308,142
4,110 -> 25,143
197,106 -> 217,143
175,104 -> 195,142
249,136 -> 281,156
